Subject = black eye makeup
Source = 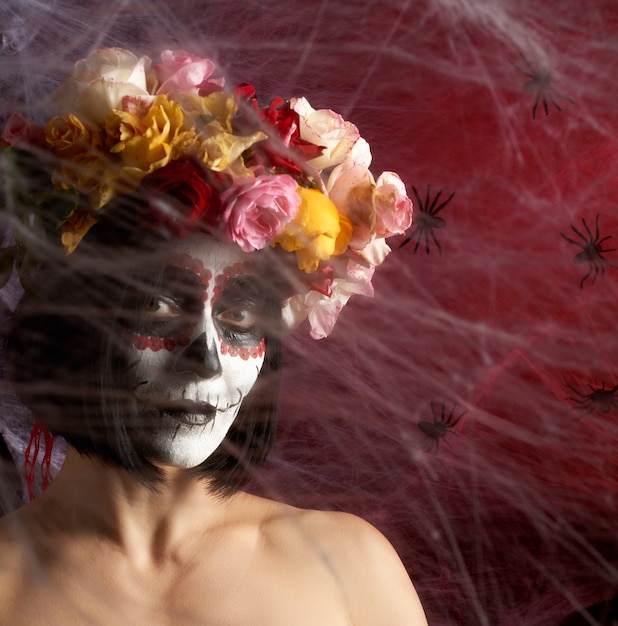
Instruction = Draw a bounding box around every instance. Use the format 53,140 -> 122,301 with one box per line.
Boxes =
127,266 -> 206,337
212,275 -> 268,348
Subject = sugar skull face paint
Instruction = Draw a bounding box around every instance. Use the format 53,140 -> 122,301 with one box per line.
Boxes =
120,234 -> 268,469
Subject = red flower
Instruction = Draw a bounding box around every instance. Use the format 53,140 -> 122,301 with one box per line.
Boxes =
255,98 -> 325,181
137,159 -> 228,238
233,87 -> 325,183
234,83 -> 259,111
263,99 -> 325,158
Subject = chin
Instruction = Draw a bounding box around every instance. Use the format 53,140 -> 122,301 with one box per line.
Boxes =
137,408 -> 239,469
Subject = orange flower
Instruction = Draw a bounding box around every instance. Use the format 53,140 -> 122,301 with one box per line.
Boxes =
61,209 -> 98,254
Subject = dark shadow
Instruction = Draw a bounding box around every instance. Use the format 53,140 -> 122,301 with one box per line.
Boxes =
0,434 -> 22,516
560,595 -> 618,626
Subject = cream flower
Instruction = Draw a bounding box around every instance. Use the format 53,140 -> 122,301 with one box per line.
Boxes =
327,162 -> 376,249
290,97 -> 360,170
327,165 -> 412,249
354,237 -> 392,266
343,136 -> 372,168
55,48 -> 152,130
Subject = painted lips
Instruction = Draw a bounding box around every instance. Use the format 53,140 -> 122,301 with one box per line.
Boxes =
162,407 -> 216,426
137,393 -> 243,428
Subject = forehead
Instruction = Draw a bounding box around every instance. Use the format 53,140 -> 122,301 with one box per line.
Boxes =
166,234 -> 250,278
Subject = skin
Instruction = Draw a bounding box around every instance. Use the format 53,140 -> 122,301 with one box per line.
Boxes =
119,236 -> 267,468
0,234 -> 427,625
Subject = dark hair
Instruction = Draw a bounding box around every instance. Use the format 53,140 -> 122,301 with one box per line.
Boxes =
5,196 -> 284,496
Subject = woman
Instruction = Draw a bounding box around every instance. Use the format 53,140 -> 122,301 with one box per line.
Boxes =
0,48 -> 426,624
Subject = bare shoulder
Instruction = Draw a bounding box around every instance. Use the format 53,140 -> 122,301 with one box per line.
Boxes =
259,502 -> 428,626
0,517 -> 25,620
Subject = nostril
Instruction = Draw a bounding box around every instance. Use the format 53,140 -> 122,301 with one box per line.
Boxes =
173,332 -> 222,378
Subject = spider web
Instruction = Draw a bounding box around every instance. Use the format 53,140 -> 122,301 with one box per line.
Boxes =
1,1 -> 618,624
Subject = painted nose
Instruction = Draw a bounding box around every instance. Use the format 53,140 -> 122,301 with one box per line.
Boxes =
174,332 -> 222,379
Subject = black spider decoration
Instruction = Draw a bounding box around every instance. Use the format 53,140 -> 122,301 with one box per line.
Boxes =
566,382 -> 618,419
418,400 -> 467,452
560,214 -> 616,288
399,185 -> 454,255
510,52 -> 574,119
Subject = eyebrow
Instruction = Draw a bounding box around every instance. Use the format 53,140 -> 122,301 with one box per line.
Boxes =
161,265 -> 205,288
220,275 -> 263,298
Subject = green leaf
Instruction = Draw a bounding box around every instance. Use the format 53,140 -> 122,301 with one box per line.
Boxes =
38,188 -> 80,227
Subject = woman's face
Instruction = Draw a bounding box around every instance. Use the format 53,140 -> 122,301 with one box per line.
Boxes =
121,233 -> 269,469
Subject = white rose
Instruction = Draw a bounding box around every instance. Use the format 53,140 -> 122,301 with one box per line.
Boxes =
55,48 -> 152,129
355,237 -> 392,266
327,162 -> 375,249
290,97 -> 360,171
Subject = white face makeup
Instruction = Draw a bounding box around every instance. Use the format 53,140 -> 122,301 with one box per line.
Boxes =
121,234 -> 268,469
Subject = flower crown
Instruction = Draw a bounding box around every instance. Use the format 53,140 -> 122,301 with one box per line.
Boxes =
0,48 -> 412,339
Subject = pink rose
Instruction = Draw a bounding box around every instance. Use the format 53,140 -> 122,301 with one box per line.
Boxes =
286,260 -> 375,339
155,50 -> 224,96
373,172 -> 413,237
2,113 -> 38,146
221,174 -> 300,252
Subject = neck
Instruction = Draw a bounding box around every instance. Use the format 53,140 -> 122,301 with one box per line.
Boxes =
27,447 -> 239,567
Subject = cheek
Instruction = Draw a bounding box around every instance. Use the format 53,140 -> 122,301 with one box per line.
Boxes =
124,344 -> 175,384
218,349 -> 265,393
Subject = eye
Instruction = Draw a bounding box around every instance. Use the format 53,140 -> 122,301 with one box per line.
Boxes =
215,306 -> 257,330
211,276 -> 267,346
143,295 -> 182,319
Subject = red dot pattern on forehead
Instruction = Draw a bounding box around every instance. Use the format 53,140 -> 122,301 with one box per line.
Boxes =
168,252 -> 212,302
213,262 -> 253,299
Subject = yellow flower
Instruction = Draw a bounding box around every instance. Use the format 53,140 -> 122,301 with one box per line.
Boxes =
274,187 -> 351,273
51,152 -> 104,192
106,94 -> 189,174
45,114 -> 112,204
176,92 -> 267,174
197,130 -> 266,174
175,91 -> 237,134
45,114 -> 102,157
